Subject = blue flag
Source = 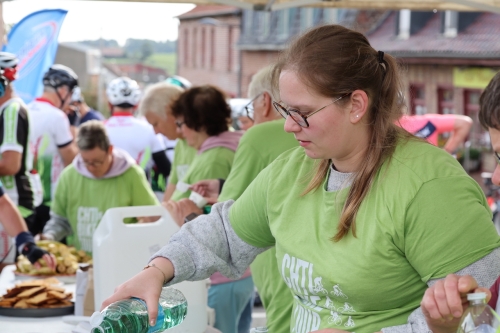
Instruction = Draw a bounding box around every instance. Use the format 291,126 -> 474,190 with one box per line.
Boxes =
3,9 -> 68,103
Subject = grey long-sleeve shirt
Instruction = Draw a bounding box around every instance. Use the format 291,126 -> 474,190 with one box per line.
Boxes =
152,166 -> 500,333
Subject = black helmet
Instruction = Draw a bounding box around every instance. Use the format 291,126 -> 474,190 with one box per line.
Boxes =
43,64 -> 78,91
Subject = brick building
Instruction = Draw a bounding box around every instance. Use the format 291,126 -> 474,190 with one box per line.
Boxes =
368,11 -> 500,150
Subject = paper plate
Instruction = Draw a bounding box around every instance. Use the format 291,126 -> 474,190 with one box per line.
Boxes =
0,304 -> 74,317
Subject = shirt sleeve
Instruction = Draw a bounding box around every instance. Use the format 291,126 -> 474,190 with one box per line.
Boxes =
229,162 -> 275,248
0,102 -> 25,154
52,111 -> 74,147
405,175 -> 500,282
219,139 -> 267,201
168,144 -> 181,185
130,166 -> 160,206
424,114 -> 456,134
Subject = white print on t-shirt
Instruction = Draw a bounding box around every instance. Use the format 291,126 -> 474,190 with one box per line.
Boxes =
177,165 -> 190,182
332,284 -> 348,299
77,207 -> 103,252
281,253 -> 357,332
313,277 -> 328,294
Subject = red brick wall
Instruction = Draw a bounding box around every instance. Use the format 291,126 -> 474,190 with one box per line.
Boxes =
178,16 -> 241,97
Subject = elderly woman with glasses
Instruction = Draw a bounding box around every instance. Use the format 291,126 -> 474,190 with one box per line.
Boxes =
102,25 -> 500,333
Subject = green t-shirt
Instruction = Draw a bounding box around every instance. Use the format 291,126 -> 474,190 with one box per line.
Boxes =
230,139 -> 500,333
171,147 -> 235,201
51,164 -> 159,253
168,139 -> 197,185
219,119 -> 298,333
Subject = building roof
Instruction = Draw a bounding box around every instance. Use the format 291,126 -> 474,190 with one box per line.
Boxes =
178,5 -> 240,20
59,42 -> 100,55
368,11 -> 500,59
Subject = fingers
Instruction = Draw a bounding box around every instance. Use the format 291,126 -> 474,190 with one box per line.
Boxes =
42,254 -> 57,271
145,294 -> 160,326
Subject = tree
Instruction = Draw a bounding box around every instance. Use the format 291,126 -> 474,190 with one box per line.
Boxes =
140,41 -> 154,61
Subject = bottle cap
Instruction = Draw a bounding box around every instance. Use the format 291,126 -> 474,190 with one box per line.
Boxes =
467,292 -> 487,301
90,311 -> 104,329
189,191 -> 208,208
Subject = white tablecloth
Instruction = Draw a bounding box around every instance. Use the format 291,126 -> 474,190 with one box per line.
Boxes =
0,265 -> 79,333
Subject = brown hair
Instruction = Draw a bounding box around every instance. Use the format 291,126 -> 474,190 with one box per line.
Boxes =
77,120 -> 110,152
271,24 -> 408,241
171,85 -> 231,136
479,71 -> 500,130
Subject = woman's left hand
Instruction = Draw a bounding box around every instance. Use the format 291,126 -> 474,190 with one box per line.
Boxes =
421,274 -> 491,333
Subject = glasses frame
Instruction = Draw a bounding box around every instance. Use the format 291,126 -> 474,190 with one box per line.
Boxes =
495,152 -> 500,164
175,120 -> 185,129
273,93 -> 351,128
82,154 -> 108,167
244,93 -> 262,121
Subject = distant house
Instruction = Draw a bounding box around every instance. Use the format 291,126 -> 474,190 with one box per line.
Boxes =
100,47 -> 126,58
55,42 -> 101,94
109,63 -> 168,85
368,10 -> 500,148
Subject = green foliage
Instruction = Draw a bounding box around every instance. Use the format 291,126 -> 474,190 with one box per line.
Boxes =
144,53 -> 177,75
140,41 -> 154,61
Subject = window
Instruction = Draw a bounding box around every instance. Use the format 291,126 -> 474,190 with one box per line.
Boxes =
322,9 -> 338,24
183,29 -> 189,67
464,89 -> 486,147
410,85 -> 426,115
300,8 -> 313,31
275,9 -> 289,39
210,27 -> 215,70
192,28 -> 197,68
201,28 -> 206,68
438,88 -> 455,114
228,26 -> 233,72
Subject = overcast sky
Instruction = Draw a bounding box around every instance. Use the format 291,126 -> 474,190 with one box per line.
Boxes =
3,0 -> 195,45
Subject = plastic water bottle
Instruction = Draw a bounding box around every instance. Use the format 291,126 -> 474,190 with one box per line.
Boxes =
250,327 -> 268,333
457,292 -> 500,333
90,287 -> 187,333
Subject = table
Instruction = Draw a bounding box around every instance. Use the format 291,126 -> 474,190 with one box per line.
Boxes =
0,265 -> 80,333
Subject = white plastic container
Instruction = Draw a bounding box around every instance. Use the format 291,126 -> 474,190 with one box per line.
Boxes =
93,205 -> 208,333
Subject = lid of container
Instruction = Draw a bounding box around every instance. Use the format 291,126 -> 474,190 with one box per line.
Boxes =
90,311 -> 104,328
467,292 -> 487,301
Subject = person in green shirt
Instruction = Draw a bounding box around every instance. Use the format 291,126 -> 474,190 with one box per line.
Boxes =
172,65 -> 298,333
41,121 -> 159,254
102,25 -> 500,333
138,81 -> 197,202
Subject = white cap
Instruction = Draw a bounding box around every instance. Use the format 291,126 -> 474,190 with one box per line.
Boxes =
90,311 -> 105,332
467,292 -> 487,301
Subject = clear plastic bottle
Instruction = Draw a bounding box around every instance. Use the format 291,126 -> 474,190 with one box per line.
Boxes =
250,327 -> 268,333
90,287 -> 187,333
457,292 -> 500,333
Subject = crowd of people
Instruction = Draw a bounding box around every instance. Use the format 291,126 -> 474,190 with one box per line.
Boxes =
0,23 -> 500,333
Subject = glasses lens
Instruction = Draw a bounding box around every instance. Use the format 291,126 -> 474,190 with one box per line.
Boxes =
245,105 -> 254,120
273,102 -> 288,119
289,111 -> 307,127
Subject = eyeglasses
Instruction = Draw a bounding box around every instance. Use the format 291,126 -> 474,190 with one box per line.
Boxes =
175,120 -> 185,128
82,155 -> 108,167
272,93 -> 351,128
496,152 -> 500,164
244,93 -> 262,121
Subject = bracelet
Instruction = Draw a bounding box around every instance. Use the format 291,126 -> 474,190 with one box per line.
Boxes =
143,263 -> 167,284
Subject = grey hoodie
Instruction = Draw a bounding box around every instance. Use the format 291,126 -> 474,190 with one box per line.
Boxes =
43,148 -> 136,240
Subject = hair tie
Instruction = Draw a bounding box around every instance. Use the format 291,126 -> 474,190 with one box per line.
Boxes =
377,51 -> 385,64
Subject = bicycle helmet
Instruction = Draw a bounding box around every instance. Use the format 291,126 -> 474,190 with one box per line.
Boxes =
165,75 -> 192,90
106,77 -> 141,107
43,64 -> 79,91
0,52 -> 18,82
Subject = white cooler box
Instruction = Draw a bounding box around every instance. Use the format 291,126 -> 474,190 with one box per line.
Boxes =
93,205 -> 208,333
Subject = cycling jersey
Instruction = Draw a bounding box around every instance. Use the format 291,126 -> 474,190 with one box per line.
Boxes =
105,113 -> 165,168
28,98 -> 73,204
0,98 -> 34,217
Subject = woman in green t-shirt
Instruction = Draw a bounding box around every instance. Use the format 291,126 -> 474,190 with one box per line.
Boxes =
102,25 -> 500,333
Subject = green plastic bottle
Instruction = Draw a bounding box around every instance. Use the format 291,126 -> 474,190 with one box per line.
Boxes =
90,287 -> 187,333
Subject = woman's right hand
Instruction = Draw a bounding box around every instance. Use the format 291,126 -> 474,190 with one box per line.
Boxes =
101,257 -> 174,326
189,179 -> 220,204
421,274 -> 491,333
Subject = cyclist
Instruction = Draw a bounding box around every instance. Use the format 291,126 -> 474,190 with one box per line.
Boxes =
0,180 -> 56,272
105,77 -> 170,183
0,52 -> 37,232
28,64 -> 79,235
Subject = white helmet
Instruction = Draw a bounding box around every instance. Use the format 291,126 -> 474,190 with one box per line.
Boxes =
106,77 -> 141,106
0,52 -> 18,69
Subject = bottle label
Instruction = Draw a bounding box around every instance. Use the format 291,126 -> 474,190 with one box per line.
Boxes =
133,298 -> 164,333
